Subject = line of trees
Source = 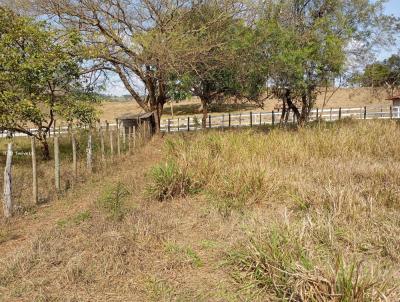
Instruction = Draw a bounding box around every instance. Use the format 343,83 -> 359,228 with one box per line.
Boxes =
352,54 -> 400,97
1,0 -> 399,138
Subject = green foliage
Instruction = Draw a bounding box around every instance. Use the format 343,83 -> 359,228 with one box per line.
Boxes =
97,183 -> 131,221
168,3 -> 266,112
353,54 -> 400,96
146,160 -> 194,201
256,0 -> 390,122
0,7 -> 98,143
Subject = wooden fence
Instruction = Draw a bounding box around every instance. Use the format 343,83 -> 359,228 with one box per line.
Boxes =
160,105 -> 400,132
1,122 -> 152,218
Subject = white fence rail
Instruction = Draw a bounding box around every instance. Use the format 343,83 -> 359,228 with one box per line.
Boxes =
0,123 -> 118,139
160,106 -> 400,133
2,106 -> 399,138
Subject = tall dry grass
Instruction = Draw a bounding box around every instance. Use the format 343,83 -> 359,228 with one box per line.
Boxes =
1,120 -> 399,301
147,120 -> 400,300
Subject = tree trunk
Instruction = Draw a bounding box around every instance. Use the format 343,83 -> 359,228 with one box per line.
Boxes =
41,140 -> 50,160
286,98 -> 301,123
200,97 -> 209,129
152,101 -> 165,134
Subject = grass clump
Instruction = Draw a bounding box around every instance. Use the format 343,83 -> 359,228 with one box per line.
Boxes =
146,160 -> 194,201
227,224 -> 395,301
97,182 -> 131,221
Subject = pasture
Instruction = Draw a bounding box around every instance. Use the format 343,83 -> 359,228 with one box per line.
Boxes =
98,87 -> 392,122
0,120 -> 399,301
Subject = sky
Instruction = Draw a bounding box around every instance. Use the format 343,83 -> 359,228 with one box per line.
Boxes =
378,0 -> 400,59
105,1 -> 400,96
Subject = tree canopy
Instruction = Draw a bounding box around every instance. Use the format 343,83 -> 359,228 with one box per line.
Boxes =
167,2 -> 267,127
34,0 -> 229,131
354,54 -> 400,97
256,0 -> 394,123
1,0 -> 398,129
0,7 -> 98,158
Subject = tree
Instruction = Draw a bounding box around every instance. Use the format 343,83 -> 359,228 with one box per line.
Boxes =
32,0 -> 197,132
0,7 -> 98,159
34,0 -> 263,131
169,2 -> 266,127
355,54 -> 400,97
257,0 -> 394,124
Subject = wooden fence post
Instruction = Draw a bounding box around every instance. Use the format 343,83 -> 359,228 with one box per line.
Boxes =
72,133 -> 77,179
259,112 -> 262,125
177,118 -> 180,132
339,107 -> 342,120
250,112 -> 253,127
228,113 -> 231,128
390,106 -> 393,119
272,111 -> 275,126
316,108 -> 319,120
87,131 -> 93,173
128,127 -> 132,153
133,127 -> 136,148
100,127 -> 105,162
364,106 -> 367,120
54,136 -> 61,192
106,120 -> 109,133
110,130 -> 114,159
3,143 -> 13,218
168,119 -> 171,133
208,115 -> 211,128
31,137 -> 38,205
187,117 -> 190,132
116,119 -> 121,156
122,126 -> 126,148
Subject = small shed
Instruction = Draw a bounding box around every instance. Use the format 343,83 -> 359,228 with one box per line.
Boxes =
388,95 -> 400,107
117,112 -> 156,136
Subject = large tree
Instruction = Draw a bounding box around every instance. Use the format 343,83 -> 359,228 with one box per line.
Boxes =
169,2 -> 266,127
0,7 -> 97,159
33,0 -> 232,132
257,0 -> 395,124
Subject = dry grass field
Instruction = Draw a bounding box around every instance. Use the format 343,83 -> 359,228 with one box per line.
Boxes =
99,87 -> 391,122
0,119 -> 399,301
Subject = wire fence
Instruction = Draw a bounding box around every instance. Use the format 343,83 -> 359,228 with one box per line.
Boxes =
0,123 -> 152,218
